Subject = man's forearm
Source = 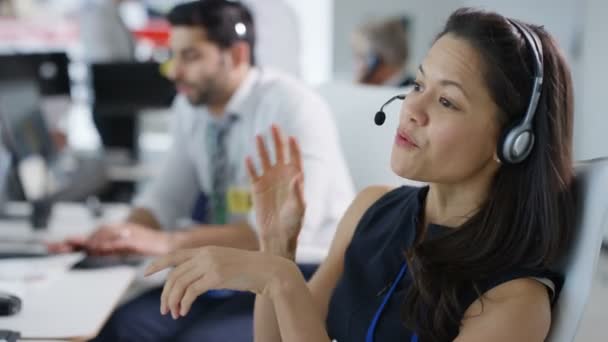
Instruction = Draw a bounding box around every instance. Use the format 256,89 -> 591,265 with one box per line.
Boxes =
171,222 -> 259,251
126,207 -> 163,230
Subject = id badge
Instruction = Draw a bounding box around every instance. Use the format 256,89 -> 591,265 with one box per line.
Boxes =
227,186 -> 253,215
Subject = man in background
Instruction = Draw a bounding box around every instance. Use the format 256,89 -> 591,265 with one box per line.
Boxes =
51,1 -> 354,341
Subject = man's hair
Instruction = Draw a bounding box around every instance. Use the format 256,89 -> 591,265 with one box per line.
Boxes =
168,0 -> 256,63
353,16 -> 410,67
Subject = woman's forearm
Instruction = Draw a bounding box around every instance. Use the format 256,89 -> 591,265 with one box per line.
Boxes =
254,294 -> 283,342
268,261 -> 331,342
253,248 -> 297,342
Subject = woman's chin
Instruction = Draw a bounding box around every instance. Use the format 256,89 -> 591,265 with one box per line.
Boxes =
390,158 -> 419,181
391,150 -> 418,179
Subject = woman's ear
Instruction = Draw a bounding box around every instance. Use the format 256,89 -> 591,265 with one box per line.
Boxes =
493,152 -> 502,164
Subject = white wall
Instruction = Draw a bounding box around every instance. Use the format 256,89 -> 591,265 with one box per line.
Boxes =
332,0 -> 460,81
462,0 -> 583,64
284,0 -> 334,85
577,0 -> 608,160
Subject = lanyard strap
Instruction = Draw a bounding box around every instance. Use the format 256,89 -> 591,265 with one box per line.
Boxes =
366,261 -> 418,342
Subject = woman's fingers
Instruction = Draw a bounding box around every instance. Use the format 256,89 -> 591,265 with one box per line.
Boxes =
256,135 -> 272,171
288,136 -> 303,173
180,275 -> 217,317
249,128 -> 302,180
160,258 -> 197,315
245,156 -> 259,182
271,124 -> 286,164
292,173 -> 306,209
161,265 -> 218,319
145,249 -> 195,276
169,273 -> 206,318
166,266 -> 203,317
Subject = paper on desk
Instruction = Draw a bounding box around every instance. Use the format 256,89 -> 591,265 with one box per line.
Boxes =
0,266 -> 135,340
0,253 -> 82,296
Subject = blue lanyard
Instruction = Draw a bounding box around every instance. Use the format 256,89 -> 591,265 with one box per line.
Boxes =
366,261 -> 418,342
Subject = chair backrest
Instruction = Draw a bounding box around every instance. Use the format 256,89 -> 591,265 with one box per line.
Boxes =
316,81 -> 422,191
548,157 -> 608,341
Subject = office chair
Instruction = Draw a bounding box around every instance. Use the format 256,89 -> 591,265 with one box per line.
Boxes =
548,157 -> 608,341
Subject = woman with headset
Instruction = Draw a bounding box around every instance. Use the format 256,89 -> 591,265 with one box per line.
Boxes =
146,8 -> 575,341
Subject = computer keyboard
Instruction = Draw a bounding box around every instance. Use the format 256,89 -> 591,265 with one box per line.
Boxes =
71,254 -> 145,269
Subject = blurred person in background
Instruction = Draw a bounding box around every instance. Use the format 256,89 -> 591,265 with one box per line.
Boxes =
351,16 -> 415,87
51,1 -> 353,341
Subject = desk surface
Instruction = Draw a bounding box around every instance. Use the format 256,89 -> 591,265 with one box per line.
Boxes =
0,203 -> 136,340
0,266 -> 134,340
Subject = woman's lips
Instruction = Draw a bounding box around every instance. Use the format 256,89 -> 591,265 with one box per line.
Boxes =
395,129 -> 419,148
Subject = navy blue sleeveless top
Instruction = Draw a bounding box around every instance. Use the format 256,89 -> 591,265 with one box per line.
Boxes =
326,186 -> 562,341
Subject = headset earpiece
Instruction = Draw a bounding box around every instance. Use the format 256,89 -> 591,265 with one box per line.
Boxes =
497,119 -> 535,164
497,19 -> 544,164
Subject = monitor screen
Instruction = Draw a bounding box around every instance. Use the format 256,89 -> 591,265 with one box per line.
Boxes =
91,62 -> 176,115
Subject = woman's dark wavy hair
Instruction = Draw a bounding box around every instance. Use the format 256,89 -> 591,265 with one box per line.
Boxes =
401,8 -> 576,341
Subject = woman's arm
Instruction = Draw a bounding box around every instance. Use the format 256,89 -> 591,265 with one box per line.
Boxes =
254,186 -> 392,341
454,278 -> 552,342
146,125 -> 390,341
143,186 -> 390,339
268,260 -> 332,342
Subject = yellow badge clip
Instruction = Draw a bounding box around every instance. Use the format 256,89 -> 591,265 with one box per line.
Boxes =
227,187 -> 253,214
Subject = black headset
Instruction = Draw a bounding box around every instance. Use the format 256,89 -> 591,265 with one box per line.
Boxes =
362,54 -> 382,83
375,18 -> 544,165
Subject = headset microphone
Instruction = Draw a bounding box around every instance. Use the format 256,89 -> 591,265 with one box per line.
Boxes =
374,94 -> 406,126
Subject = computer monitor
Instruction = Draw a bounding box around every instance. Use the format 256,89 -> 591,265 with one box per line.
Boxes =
0,52 -> 71,97
91,62 -> 176,115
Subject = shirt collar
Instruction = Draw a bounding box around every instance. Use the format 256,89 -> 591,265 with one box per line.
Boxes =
223,67 -> 260,118
192,68 -> 259,126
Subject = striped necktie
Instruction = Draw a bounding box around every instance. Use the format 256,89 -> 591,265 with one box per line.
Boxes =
205,115 -> 238,224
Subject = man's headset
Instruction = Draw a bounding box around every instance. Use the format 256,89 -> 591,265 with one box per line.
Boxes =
361,54 -> 381,83
374,19 -> 544,165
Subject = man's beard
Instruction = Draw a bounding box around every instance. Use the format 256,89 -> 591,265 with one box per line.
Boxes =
182,75 -> 223,106
186,88 -> 213,106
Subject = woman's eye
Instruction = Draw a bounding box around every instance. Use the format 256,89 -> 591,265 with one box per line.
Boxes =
439,97 -> 456,109
412,82 -> 423,92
